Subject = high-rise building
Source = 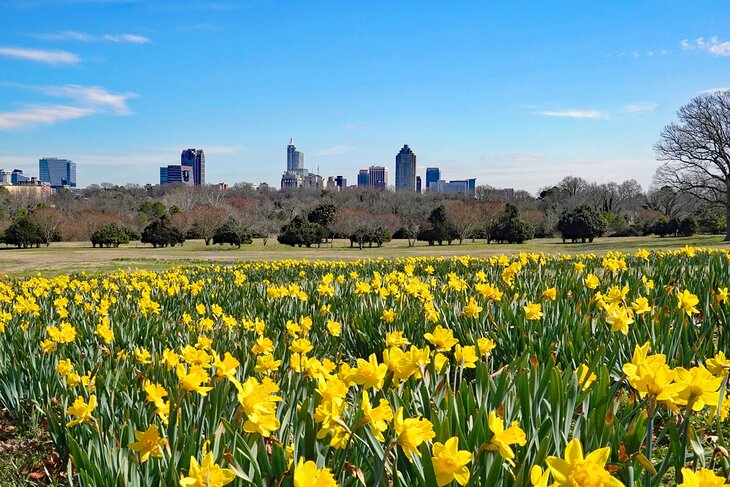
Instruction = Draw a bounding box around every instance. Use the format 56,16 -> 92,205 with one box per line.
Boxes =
395,145 -> 416,191
160,165 -> 194,186
335,176 -> 347,190
433,178 -> 477,196
181,148 -> 205,186
10,169 -> 28,185
368,165 -> 388,191
39,158 -> 76,188
286,139 -> 305,174
416,176 -> 422,193
357,169 -> 369,188
425,167 -> 440,190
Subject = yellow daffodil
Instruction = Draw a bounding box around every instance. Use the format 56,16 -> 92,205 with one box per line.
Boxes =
524,302 -> 543,321
431,437 -> 472,486
394,407 -> 435,461
487,411 -> 527,466
293,458 -> 338,487
179,451 -> 236,487
678,467 -> 730,487
66,394 -> 97,427
129,424 -> 166,462
546,439 -> 624,487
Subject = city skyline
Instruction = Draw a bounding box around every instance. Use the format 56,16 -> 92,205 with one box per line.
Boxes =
0,2 -> 729,192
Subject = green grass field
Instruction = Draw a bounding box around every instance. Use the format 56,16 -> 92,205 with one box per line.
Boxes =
0,234 -> 727,277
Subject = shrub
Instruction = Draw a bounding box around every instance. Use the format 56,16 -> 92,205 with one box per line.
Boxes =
2,218 -> 44,248
417,206 -> 458,245
678,216 -> 698,237
490,204 -> 533,244
277,216 -> 323,248
213,218 -> 253,248
557,205 -> 607,243
90,222 -> 131,248
653,216 -> 680,237
141,218 -> 185,248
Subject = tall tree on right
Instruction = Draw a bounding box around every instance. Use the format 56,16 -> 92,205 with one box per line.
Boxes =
654,90 -> 730,240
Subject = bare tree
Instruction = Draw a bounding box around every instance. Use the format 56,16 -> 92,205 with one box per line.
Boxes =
188,204 -> 229,245
29,207 -> 64,246
445,202 -> 482,244
654,90 -> 730,240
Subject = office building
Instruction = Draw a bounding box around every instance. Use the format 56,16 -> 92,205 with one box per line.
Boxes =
160,164 -> 194,186
425,167 -> 440,190
11,169 -> 28,185
357,169 -> 369,188
416,176 -> 422,193
433,178 -> 477,195
368,165 -> 388,191
335,176 -> 347,190
0,169 -> 11,185
303,173 -> 324,189
281,139 -> 311,189
39,158 -> 76,188
281,173 -> 302,189
286,139 -> 305,174
181,148 -> 205,186
395,144 -> 417,191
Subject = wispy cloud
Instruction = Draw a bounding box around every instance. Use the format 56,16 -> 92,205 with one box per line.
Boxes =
0,46 -> 80,64
0,84 -> 137,129
623,103 -> 657,113
701,87 -> 730,94
539,110 -> 607,119
313,145 -> 353,156
35,85 -> 137,114
681,37 -> 730,57
0,105 -> 94,130
34,30 -> 150,44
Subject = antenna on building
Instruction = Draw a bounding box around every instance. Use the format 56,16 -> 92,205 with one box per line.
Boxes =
317,165 -> 320,175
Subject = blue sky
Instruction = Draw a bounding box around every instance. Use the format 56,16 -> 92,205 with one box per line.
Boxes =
0,1 -> 728,193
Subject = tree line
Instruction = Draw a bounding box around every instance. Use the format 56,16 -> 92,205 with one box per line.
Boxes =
1,90 -> 728,248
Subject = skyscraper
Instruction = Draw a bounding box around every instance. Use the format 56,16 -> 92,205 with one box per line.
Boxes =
287,139 -> 305,174
368,165 -> 388,191
181,148 -> 205,186
395,144 -> 416,191
160,165 -> 194,186
416,176 -> 422,193
425,167 -> 440,190
39,158 -> 76,188
357,169 -> 369,188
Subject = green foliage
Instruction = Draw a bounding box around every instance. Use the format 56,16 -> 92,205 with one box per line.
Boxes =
678,216 -> 698,237
90,222 -> 131,248
212,218 -> 253,248
138,201 -> 168,222
141,217 -> 184,248
2,218 -> 44,248
307,203 -> 338,227
277,216 -> 323,248
557,205 -> 607,243
653,216 -> 681,237
418,205 -> 459,245
490,203 -> 534,244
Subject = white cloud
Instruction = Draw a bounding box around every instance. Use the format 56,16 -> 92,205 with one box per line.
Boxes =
0,84 -> 137,130
0,46 -> 80,64
623,103 -> 658,113
35,85 -> 137,114
681,36 -> 730,56
313,145 -> 353,156
701,87 -> 730,94
0,105 -> 94,129
538,110 -> 607,119
34,31 -> 150,44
